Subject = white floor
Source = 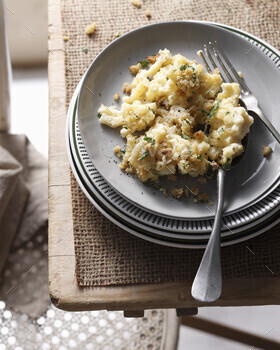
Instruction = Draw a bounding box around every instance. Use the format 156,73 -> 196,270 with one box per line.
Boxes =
9,67 -> 280,350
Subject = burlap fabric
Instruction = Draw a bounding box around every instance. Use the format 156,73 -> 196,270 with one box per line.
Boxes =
62,0 -> 280,286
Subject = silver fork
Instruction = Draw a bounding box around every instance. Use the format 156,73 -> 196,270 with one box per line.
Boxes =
191,41 -> 273,303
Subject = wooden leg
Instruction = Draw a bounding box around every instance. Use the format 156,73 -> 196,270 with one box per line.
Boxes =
181,316 -> 280,350
124,310 -> 144,317
176,308 -> 198,317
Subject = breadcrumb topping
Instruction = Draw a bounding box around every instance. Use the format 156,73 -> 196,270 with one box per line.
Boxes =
113,93 -> 120,101
171,188 -> 184,199
129,63 -> 142,75
263,145 -> 272,157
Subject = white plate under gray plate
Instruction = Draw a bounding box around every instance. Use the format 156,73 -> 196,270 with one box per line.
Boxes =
67,115 -> 280,248
77,21 -> 280,220
69,87 -> 280,241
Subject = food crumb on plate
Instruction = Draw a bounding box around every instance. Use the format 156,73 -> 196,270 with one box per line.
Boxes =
197,192 -> 213,205
171,188 -> 184,198
160,187 -> 168,197
191,185 -> 199,196
85,22 -> 97,35
122,82 -> 133,94
197,176 -> 207,184
63,35 -> 69,42
263,145 -> 273,157
129,63 -> 142,75
113,93 -> 120,101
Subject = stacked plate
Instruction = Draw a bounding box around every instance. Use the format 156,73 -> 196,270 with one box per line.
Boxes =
66,21 -> 280,248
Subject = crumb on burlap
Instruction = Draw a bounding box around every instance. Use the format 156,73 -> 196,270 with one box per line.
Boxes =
85,22 -> 97,35
131,0 -> 141,8
145,10 -> 151,18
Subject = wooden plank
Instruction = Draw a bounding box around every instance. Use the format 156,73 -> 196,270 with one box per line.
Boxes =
48,0 -> 280,312
182,316 -> 280,350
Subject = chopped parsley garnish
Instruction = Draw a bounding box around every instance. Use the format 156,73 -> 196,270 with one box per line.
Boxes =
192,72 -> 197,83
120,149 -> 126,155
184,119 -> 191,125
183,161 -> 191,169
144,135 -> 155,145
82,47 -> 88,54
201,108 -> 207,115
123,126 -> 128,129
181,133 -> 190,140
197,155 -> 202,159
226,111 -> 230,115
180,63 -> 189,71
148,107 -> 155,113
188,146 -> 192,155
222,158 -> 232,170
208,99 -> 221,119
135,115 -> 139,120
139,60 -> 149,68
218,128 -> 224,135
97,113 -> 101,118
138,150 -> 150,161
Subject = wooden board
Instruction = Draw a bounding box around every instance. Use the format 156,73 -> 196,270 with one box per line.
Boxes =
48,0 -> 280,312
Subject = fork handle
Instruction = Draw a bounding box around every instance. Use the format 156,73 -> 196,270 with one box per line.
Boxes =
248,107 -> 280,144
191,168 -> 225,302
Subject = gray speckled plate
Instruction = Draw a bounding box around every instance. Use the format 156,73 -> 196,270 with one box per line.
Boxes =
77,21 -> 280,220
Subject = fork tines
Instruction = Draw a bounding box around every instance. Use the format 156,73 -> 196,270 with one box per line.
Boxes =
199,41 -> 249,93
